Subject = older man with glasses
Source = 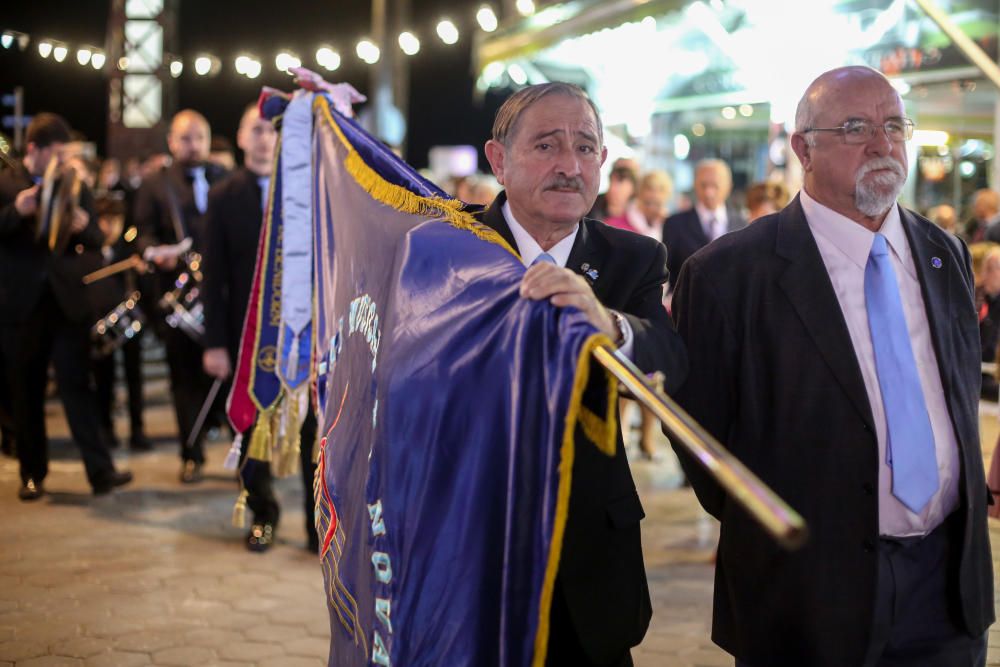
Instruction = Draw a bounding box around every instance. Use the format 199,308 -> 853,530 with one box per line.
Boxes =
671,65 -> 994,667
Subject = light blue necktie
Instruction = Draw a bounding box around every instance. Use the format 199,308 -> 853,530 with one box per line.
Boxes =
531,252 -> 556,266
189,166 -> 209,215
864,233 -> 938,514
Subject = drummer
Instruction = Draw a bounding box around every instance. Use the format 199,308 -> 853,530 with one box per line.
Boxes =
0,112 -> 133,500
133,109 -> 228,483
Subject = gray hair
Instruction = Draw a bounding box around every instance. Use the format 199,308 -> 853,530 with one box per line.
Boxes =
491,82 -> 603,147
695,158 -> 732,185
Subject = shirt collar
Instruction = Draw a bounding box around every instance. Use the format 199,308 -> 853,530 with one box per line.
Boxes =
501,200 -> 578,268
800,188 -> 911,277
695,202 -> 727,226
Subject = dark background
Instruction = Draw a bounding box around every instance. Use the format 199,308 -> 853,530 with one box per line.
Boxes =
0,1 -> 512,169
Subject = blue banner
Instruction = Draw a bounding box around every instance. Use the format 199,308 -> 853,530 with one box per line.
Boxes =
309,96 -> 616,667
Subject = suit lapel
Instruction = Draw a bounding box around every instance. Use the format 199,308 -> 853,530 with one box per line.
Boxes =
899,207 -> 954,397
566,218 -> 608,293
776,196 -> 876,431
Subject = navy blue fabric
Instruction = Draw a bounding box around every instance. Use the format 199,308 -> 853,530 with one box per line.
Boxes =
310,100 -> 606,666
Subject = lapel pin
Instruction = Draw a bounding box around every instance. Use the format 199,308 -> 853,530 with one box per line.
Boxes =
581,263 -> 590,271
585,268 -> 599,281
931,257 -> 942,269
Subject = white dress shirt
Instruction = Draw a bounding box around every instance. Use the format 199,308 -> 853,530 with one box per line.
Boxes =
696,202 -> 729,242
801,188 -> 959,537
502,201 -> 634,360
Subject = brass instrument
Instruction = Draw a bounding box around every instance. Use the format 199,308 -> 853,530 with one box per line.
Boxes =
594,345 -> 808,550
94,189 -> 126,247
36,157 -> 81,254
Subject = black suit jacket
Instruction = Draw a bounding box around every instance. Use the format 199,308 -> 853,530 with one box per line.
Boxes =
132,162 -> 227,320
0,164 -> 105,325
671,195 -> 994,667
480,192 -> 688,664
661,206 -> 746,291
202,167 -> 266,355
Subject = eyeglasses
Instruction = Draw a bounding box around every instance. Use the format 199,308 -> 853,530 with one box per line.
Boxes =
802,118 -> 914,144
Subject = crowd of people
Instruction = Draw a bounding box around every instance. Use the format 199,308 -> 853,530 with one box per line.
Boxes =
0,65 -> 996,665
0,104 -> 316,553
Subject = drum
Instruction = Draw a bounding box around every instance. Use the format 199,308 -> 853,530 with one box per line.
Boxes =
159,252 -> 205,343
91,291 -> 145,358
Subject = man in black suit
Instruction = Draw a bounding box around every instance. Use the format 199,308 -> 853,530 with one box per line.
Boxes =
481,83 -> 687,667
201,103 -> 319,553
672,66 -> 994,667
134,109 -> 227,482
662,158 -> 745,292
0,113 -> 132,499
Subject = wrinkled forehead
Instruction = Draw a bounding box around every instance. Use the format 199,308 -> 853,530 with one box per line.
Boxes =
818,77 -> 905,124
514,93 -> 601,141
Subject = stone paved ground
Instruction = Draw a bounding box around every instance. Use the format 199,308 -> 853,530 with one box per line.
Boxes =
2,384 -> 1000,666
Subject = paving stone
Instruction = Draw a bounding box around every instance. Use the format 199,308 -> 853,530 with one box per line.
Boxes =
113,630 -> 183,653
181,628 -> 243,648
242,622 -> 309,643
83,651 -> 150,667
151,646 -> 216,665
216,640 -> 284,662
18,657 -> 84,667
283,636 -> 328,659
258,656 -> 323,667
49,638 -> 109,659
0,639 -> 47,661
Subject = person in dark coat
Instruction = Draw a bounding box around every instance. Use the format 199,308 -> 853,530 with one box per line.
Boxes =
672,66 -> 994,667
133,109 -> 227,482
482,82 -> 688,667
661,158 -> 746,292
0,113 -> 132,499
201,103 -> 319,553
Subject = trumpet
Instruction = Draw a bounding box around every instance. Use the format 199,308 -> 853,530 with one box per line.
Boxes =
36,156 -> 81,254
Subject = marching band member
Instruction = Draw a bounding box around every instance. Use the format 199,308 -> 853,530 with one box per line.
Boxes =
133,109 -> 228,482
0,112 -> 132,500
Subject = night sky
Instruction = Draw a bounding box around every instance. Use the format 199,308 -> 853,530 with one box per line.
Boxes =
0,0 -> 512,169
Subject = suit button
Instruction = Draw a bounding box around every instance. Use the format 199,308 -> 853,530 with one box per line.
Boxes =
862,482 -> 874,495
863,539 -> 875,553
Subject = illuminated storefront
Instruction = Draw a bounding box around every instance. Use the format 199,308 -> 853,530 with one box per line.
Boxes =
475,0 -> 999,213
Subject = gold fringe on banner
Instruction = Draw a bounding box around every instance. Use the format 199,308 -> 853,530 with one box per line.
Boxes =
313,96 -> 521,260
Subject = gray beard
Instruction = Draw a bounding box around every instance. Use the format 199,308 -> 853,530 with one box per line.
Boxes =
855,157 -> 906,217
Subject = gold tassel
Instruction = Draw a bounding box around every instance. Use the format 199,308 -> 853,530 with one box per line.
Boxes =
247,408 -> 273,462
231,489 -> 248,528
278,388 -> 305,478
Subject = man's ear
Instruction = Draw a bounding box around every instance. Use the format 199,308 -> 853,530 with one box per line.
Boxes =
484,139 -> 506,186
790,133 -> 812,172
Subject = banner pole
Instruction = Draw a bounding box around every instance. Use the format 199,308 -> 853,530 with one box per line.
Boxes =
592,344 -> 808,550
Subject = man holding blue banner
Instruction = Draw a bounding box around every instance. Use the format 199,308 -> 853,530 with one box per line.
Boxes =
482,82 -> 688,667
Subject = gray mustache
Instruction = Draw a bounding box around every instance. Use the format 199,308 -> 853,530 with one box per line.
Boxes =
545,176 -> 583,192
857,157 -> 905,180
